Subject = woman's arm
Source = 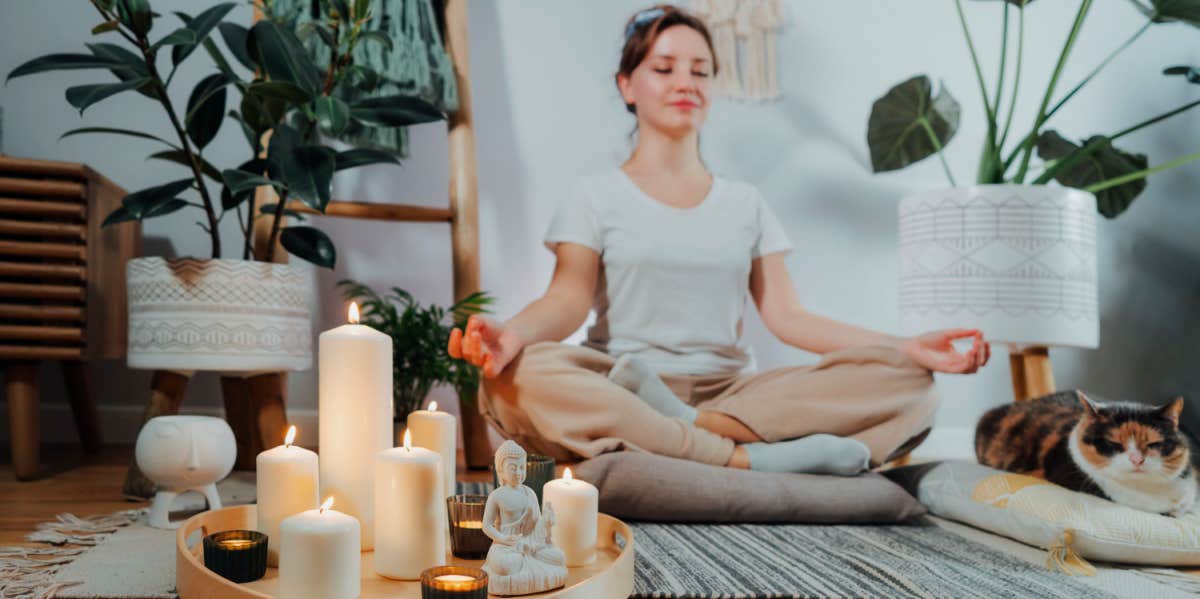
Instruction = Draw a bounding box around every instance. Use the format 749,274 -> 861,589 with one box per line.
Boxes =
749,253 -> 990,373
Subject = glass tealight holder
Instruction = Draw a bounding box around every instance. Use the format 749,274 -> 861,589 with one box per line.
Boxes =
491,453 -> 555,505
202,530 -> 267,583
420,565 -> 488,598
446,494 -> 491,559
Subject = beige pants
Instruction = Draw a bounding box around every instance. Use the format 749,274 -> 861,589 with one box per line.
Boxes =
479,342 -> 939,467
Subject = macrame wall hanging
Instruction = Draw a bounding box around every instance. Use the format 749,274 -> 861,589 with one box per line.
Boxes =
691,0 -> 788,102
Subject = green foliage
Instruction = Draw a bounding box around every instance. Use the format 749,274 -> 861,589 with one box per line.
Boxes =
865,0 -> 1200,218
337,280 -> 495,421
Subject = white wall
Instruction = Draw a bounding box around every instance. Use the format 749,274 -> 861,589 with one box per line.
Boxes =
2,1 -> 1198,458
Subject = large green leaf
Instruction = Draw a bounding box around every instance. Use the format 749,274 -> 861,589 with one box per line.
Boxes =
359,30 -> 394,52
115,178 -> 194,223
282,145 -> 336,211
6,53 -> 130,81
250,20 -> 322,94
343,65 -> 380,92
280,226 -> 336,268
61,126 -> 178,148
185,74 -> 228,149
315,97 -> 350,136
247,80 -> 312,103
349,95 -> 445,127
153,27 -> 197,49
217,22 -> 256,71
867,75 -> 960,172
221,169 -> 283,195
1037,130 -> 1148,218
334,148 -> 400,171
171,3 -> 237,66
84,43 -> 155,98
148,150 -> 222,182
1135,0 -> 1200,26
227,110 -> 261,152
65,77 -> 151,114
116,0 -> 153,36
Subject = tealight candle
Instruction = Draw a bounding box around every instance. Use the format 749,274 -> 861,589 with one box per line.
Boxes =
408,400 -> 457,499
279,497 -> 361,599
202,530 -> 267,583
541,467 -> 598,566
446,494 -> 491,559
255,425 -> 319,566
375,429 -> 446,580
319,302 -> 392,550
420,565 -> 488,599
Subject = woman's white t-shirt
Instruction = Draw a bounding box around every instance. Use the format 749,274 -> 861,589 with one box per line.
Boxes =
544,168 -> 793,375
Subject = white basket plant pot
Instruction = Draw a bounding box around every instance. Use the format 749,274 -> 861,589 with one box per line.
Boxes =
898,185 -> 1098,349
126,257 -> 314,372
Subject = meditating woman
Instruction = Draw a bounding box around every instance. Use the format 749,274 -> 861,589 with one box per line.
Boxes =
448,4 -> 991,475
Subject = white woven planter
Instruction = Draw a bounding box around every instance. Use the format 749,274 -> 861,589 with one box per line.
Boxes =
898,185 -> 1099,349
126,257 -> 314,372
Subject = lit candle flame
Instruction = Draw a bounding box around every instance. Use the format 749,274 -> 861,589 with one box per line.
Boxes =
428,400 -> 438,412
348,302 -> 360,324
284,425 -> 296,448
320,496 -> 334,514
403,428 -> 412,451
564,467 -> 573,482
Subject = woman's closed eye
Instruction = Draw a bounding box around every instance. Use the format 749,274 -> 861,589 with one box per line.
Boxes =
653,67 -> 710,78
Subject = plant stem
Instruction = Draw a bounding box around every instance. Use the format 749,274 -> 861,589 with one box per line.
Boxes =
1084,150 -> 1200,193
1110,97 -> 1200,141
993,3 -> 1009,119
997,6 -> 1024,153
1044,20 -> 1151,122
954,0 -> 993,119
920,118 -> 958,187
1013,0 -> 1093,183
244,192 -> 256,260
264,190 -> 289,262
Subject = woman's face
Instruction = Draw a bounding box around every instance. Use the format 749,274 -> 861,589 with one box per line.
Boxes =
618,24 -> 713,138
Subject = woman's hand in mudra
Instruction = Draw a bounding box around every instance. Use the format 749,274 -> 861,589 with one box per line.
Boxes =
448,315 -> 521,378
900,329 -> 990,374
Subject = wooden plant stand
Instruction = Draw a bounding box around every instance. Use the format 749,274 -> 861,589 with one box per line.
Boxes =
1008,345 -> 1056,402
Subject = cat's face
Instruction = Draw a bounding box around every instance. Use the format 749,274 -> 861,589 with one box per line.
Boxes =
1074,393 -> 1189,478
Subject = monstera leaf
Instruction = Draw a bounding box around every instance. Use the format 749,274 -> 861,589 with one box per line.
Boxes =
1164,65 -> 1200,83
867,75 -> 961,172
1129,0 -> 1200,26
1037,130 -> 1148,218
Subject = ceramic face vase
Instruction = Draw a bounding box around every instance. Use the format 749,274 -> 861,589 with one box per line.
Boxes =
135,415 -> 236,528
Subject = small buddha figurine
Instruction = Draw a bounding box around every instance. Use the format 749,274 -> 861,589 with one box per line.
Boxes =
482,440 -> 567,596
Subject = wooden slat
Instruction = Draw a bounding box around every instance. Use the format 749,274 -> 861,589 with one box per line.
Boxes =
0,325 -> 82,342
0,304 -> 85,321
0,177 -> 85,198
0,197 -> 85,219
285,199 -> 454,222
0,156 -> 87,179
0,218 -> 86,239
0,239 -> 86,260
0,282 -> 85,301
0,261 -> 86,280
0,345 -> 83,360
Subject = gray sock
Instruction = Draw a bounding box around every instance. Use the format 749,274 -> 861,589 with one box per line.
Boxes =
608,354 -> 698,423
744,434 -> 871,475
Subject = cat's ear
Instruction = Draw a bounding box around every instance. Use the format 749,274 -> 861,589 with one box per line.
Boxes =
1076,390 -> 1100,418
1157,396 -> 1185,427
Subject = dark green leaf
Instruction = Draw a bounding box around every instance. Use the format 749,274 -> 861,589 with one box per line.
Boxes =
349,95 -> 445,127
185,74 -> 228,149
153,27 -> 197,49
1144,0 -> 1200,26
227,110 -> 261,152
1037,130 -> 1148,218
218,22 -> 256,71
148,150 -> 223,182
60,126 -> 178,148
334,148 -> 401,171
92,20 -> 120,35
359,30 -> 393,52
171,3 -> 236,66
280,226 -> 336,268
1163,65 -> 1200,84
65,77 -> 151,114
6,53 -> 130,81
102,205 -> 137,226
298,22 -> 337,49
344,65 -> 380,92
354,0 -> 371,19
84,43 -> 155,98
116,0 -> 153,36
315,97 -> 350,136
221,185 -> 253,210
281,145 -> 336,211
222,169 -> 282,194
143,198 -> 189,218
247,80 -> 312,103
250,20 -> 322,94
867,75 -> 960,172
328,0 -> 352,20
121,178 -> 194,220
258,202 -> 307,220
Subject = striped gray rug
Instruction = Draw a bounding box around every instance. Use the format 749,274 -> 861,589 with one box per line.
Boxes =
629,520 -> 1111,599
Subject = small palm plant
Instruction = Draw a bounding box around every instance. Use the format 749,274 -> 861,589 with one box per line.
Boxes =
866,0 -> 1200,218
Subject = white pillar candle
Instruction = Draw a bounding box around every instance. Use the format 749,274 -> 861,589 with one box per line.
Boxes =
255,426 -> 318,566
541,467 -> 598,567
407,400 -> 457,499
319,302 -> 392,550
374,429 -> 447,579
279,497 -> 360,599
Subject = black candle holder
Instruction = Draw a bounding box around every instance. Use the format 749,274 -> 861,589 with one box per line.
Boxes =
420,565 -> 488,598
491,453 -> 555,505
446,494 -> 492,559
202,530 -> 267,583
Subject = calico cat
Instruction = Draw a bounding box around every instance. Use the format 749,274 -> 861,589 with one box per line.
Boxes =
975,390 -> 1197,516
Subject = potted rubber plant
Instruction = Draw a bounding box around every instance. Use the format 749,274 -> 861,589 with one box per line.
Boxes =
867,0 -> 1200,356
6,0 -> 445,372
337,280 -> 493,447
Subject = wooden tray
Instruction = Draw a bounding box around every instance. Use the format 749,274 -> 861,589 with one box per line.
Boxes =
176,505 -> 635,598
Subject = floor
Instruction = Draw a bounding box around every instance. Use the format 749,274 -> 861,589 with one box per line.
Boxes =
0,444 -> 494,547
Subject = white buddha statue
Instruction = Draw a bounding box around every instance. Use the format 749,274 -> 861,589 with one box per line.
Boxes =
482,440 -> 567,595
